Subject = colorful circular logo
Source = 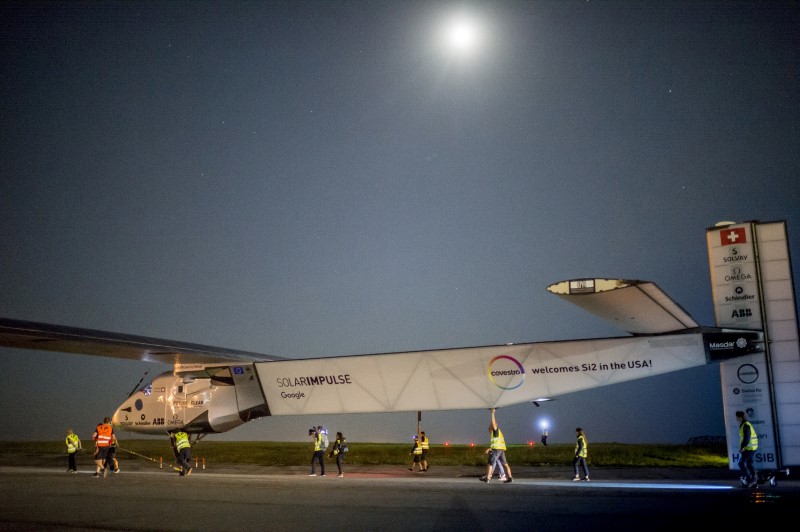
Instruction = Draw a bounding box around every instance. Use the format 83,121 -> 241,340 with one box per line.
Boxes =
488,355 -> 525,390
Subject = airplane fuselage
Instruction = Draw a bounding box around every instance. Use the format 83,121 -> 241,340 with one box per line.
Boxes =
113,365 -> 267,435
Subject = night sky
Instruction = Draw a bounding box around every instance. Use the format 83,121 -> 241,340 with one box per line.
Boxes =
1,1 -> 798,445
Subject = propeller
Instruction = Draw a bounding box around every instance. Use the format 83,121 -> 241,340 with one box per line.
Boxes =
126,369 -> 150,399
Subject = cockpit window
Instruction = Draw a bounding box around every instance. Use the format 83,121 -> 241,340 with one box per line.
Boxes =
210,367 -> 234,386
141,383 -> 152,396
174,366 -> 236,385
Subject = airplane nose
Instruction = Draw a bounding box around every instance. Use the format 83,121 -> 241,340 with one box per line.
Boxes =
112,401 -> 131,429
111,407 -> 122,428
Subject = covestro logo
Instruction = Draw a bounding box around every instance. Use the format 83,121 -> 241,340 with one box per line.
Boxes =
487,355 -> 525,390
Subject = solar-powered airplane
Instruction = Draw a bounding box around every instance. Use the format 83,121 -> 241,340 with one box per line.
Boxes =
0,278 -> 762,444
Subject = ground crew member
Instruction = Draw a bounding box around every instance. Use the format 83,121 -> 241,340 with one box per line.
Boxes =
481,408 -> 512,483
92,417 -> 114,477
572,427 -> 589,481
419,430 -> 430,472
409,435 -> 424,472
106,432 -> 120,473
329,431 -> 348,477
309,427 -> 326,476
171,430 -> 193,476
65,428 -> 81,473
736,410 -> 758,487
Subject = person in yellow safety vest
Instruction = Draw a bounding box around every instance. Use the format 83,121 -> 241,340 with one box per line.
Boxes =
420,431 -> 430,472
171,430 -> 193,476
328,431 -> 348,477
480,408 -> 513,483
308,427 -> 326,476
409,435 -> 424,472
572,427 -> 589,481
65,428 -> 82,473
92,417 -> 114,478
736,410 -> 759,488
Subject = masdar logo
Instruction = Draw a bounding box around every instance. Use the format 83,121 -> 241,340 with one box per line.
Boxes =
487,355 -> 525,390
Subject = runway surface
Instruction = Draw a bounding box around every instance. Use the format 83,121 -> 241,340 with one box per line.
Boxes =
1,462 -> 798,531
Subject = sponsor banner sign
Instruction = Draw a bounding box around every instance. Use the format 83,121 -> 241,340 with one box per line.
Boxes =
721,354 -> 778,471
708,222 -> 776,471
703,331 -> 764,361
707,223 -> 763,329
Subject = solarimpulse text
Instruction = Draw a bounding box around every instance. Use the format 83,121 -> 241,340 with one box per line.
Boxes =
276,374 -> 352,387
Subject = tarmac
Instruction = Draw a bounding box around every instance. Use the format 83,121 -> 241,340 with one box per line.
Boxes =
2,448 -> 797,485
7,453 -> 796,486
1,458 -> 798,531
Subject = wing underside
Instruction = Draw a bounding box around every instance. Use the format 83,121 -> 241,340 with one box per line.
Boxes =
0,318 -> 282,365
546,278 -> 699,334
0,279 -> 705,368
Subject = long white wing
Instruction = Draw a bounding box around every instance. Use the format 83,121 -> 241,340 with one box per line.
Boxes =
0,318 -> 284,365
254,330 -> 761,414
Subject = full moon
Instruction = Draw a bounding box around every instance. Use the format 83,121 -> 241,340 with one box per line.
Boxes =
444,16 -> 481,54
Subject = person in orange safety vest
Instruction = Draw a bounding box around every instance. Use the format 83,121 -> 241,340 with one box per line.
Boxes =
92,417 -> 114,478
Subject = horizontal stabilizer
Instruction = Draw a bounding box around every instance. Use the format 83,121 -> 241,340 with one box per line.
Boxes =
546,279 -> 699,334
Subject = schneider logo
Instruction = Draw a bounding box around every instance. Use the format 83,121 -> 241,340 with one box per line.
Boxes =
487,355 -> 525,390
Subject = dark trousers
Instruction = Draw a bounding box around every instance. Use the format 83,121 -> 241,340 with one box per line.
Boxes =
68,452 -> 77,471
335,452 -> 344,474
104,448 -> 116,471
311,450 -> 325,475
178,448 -> 192,471
738,449 -> 756,482
573,456 -> 589,478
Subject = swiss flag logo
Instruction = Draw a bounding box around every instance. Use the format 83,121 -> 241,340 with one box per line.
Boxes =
720,227 -> 746,246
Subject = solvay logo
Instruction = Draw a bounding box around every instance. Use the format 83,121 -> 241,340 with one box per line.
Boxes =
487,355 -> 525,390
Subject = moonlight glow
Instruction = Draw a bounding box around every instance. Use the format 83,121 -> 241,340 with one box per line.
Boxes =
443,16 -> 481,54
